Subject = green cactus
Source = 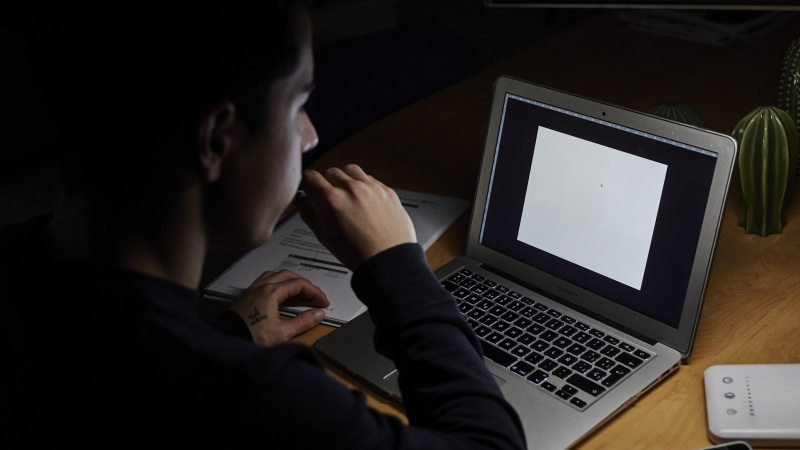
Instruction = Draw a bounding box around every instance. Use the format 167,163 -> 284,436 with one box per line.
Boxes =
648,102 -> 706,128
732,107 -> 799,237
778,37 -> 800,176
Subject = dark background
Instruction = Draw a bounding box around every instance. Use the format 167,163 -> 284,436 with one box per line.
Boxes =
480,96 -> 718,327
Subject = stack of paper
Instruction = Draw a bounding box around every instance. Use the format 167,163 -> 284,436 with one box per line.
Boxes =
204,189 -> 470,326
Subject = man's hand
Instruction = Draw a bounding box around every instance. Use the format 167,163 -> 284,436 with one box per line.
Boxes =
230,270 -> 330,346
295,164 -> 416,271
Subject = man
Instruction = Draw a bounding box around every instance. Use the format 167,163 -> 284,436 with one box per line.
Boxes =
1,2 -> 526,448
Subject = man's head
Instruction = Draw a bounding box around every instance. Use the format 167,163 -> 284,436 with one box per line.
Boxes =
38,2 -> 316,249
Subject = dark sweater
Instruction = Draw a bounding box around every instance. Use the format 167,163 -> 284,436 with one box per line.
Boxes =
0,217 -> 525,449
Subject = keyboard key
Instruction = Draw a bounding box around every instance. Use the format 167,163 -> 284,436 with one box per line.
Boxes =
581,350 -> 601,363
510,361 -> 534,377
602,365 -> 632,388
546,319 -> 564,331
461,279 -> 478,289
573,332 -> 591,344
472,274 -> 486,282
498,339 -> 516,351
484,280 -> 498,288
539,359 -> 558,372
603,335 -> 620,345
531,340 -> 550,352
600,346 -> 621,357
492,321 -> 511,333
467,319 -> 479,329
528,369 -> 548,384
587,338 -> 605,350
572,361 -> 592,374
570,397 -> 587,408
596,357 -> 615,370
442,281 -> 459,292
476,299 -> 493,310
486,332 -> 504,344
547,309 -> 562,318
521,296 -> 535,306
514,317 -> 532,328
458,303 -> 473,314
453,288 -> 470,299
467,309 -> 484,320
501,311 -> 519,323
543,348 -> 563,359
567,374 -> 606,397
459,268 -> 473,276
525,352 -> 544,365
567,343 -> 586,355
495,295 -> 512,306
509,291 -> 522,300
534,303 -> 548,311
496,285 -> 509,294
504,327 -> 523,339
541,381 -> 557,392
575,322 -> 590,331
465,294 -> 481,305
633,349 -> 652,360
533,313 -> 551,324
485,290 -> 501,301
511,345 -> 531,358
480,341 -> 516,368
586,368 -> 607,381
558,354 -> 578,366
519,307 -> 536,318
472,284 -> 490,295
619,342 -> 635,353
518,333 -> 535,346
552,366 -> 573,380
527,324 -> 545,335
475,326 -> 491,337
507,301 -> 524,312
448,273 -> 466,283
555,389 -> 573,400
540,330 -> 559,342
558,325 -> 577,337
553,337 -> 572,349
615,352 -> 644,369
488,305 -> 506,317
479,315 -> 497,326
561,316 -> 576,325
589,329 -> 605,338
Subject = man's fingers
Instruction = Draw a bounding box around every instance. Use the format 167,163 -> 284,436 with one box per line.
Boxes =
282,309 -> 326,339
341,164 -> 372,183
295,194 -> 321,232
271,278 -> 331,308
322,167 -> 354,188
300,170 -> 335,203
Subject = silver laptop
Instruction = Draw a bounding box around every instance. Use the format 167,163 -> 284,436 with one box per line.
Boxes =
315,76 -> 737,449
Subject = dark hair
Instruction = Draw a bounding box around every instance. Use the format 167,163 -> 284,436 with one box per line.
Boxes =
31,2 -> 305,195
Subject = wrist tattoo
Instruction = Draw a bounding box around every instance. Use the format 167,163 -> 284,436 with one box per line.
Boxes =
248,306 -> 268,325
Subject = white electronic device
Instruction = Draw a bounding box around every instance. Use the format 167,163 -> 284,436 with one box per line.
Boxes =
705,364 -> 800,447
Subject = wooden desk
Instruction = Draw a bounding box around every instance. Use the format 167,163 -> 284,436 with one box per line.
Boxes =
293,13 -> 800,449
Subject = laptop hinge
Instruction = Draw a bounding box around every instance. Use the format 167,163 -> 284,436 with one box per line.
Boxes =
479,263 -> 658,346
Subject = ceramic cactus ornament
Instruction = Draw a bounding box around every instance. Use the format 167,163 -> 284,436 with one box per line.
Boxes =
648,102 -> 706,128
778,37 -> 800,175
732,107 -> 799,237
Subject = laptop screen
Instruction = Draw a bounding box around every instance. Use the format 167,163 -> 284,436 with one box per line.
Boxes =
479,93 -> 718,329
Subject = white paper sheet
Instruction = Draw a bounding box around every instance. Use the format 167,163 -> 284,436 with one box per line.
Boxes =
204,189 -> 470,325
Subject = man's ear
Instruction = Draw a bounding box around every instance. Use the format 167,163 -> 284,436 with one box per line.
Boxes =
197,101 -> 237,183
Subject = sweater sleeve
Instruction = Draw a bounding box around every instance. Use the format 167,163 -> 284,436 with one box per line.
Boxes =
210,310 -> 253,342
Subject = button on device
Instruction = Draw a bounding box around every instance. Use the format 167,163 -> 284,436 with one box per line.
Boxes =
725,392 -> 735,399
723,377 -> 733,384
727,409 -> 737,415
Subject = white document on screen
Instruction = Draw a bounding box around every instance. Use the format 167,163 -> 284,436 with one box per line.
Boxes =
204,189 -> 470,326
517,127 -> 667,291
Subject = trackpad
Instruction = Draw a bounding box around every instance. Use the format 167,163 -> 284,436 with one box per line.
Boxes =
492,373 -> 507,387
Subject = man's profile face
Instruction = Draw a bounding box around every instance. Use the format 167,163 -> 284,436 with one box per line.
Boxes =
209,9 -> 317,249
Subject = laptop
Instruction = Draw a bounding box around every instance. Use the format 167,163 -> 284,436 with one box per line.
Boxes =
315,76 -> 737,449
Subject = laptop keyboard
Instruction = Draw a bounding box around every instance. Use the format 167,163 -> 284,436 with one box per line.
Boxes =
443,268 -> 655,410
